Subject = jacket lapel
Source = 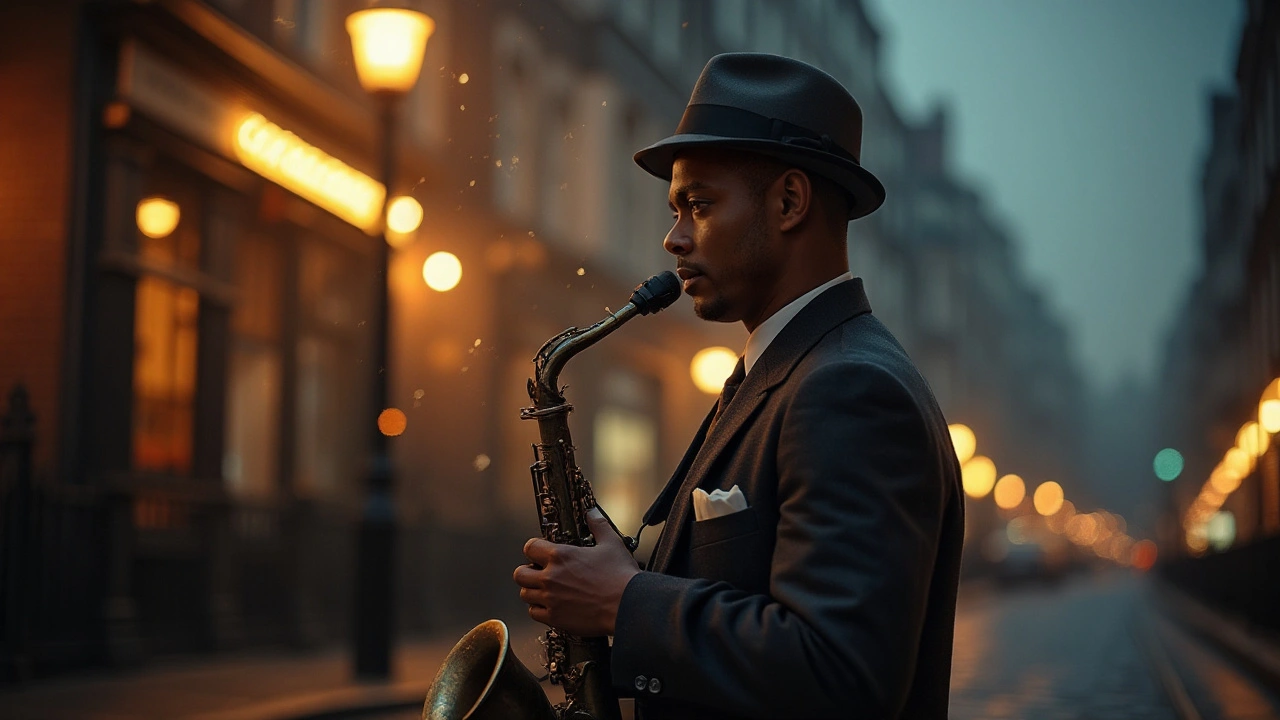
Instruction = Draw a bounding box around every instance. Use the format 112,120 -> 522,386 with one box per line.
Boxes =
649,279 -> 873,574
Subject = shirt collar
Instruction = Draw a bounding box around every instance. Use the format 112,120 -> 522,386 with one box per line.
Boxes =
743,272 -> 853,376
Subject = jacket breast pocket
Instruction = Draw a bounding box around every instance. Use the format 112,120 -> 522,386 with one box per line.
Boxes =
687,506 -> 766,592
689,505 -> 759,548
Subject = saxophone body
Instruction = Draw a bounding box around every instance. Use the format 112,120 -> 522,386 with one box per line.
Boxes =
423,272 -> 681,720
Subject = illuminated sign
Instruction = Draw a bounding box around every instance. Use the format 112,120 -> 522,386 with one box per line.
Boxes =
234,113 -> 385,234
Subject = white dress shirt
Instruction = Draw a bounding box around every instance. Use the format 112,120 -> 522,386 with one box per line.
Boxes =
743,272 -> 853,376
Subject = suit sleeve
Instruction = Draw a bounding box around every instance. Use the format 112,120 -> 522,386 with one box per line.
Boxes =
610,362 -> 947,719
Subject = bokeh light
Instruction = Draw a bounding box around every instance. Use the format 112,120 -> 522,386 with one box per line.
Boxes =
1235,421 -> 1271,459
1152,448 -> 1184,481
1206,511 -> 1236,551
948,424 -> 976,465
377,407 -> 407,436
993,474 -> 1025,510
386,195 -> 423,234
1222,446 -> 1253,477
1210,464 -> 1243,494
1130,539 -> 1158,571
690,346 -> 738,395
422,251 -> 462,291
1032,481 -> 1064,516
136,197 -> 180,238
961,455 -> 996,498
1261,398 -> 1280,434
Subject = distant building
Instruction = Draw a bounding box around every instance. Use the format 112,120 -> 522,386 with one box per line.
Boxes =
1158,0 -> 1279,555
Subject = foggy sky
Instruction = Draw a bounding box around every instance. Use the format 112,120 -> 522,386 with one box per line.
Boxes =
867,0 -> 1244,390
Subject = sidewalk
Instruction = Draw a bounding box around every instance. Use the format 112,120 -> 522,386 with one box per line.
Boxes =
0,619 -> 551,720
1149,576 -> 1280,690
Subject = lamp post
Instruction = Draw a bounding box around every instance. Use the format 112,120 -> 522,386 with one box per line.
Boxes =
345,5 -> 434,680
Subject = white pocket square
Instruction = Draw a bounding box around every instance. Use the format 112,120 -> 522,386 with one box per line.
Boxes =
692,485 -> 748,522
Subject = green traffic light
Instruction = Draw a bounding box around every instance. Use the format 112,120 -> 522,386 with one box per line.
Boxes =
1154,448 -> 1184,481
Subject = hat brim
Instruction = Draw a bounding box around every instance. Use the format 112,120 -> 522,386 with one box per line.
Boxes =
634,134 -> 886,220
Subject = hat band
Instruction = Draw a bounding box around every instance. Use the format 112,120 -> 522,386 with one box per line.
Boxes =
673,104 -> 860,165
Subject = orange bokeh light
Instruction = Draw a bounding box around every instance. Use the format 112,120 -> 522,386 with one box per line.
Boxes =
378,407 -> 408,436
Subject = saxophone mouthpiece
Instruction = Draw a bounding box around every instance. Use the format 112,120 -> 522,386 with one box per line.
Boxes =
629,271 -> 682,315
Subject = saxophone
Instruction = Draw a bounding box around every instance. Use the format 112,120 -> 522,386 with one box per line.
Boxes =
423,271 -> 682,720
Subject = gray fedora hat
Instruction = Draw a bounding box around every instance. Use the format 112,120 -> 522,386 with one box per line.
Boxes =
634,53 -> 885,220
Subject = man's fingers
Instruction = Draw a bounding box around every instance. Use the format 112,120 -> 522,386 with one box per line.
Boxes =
586,508 -> 614,543
523,537 -> 557,563
512,563 -> 543,588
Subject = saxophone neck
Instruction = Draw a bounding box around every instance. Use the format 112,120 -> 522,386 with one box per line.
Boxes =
530,302 -> 639,406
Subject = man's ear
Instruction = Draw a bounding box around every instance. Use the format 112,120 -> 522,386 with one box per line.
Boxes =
777,169 -> 812,233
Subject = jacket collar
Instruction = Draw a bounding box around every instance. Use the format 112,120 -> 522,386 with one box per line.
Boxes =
647,279 -> 873,573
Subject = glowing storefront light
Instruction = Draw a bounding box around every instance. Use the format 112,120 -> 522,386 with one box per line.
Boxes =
234,113 -> 385,233
136,197 -> 180,238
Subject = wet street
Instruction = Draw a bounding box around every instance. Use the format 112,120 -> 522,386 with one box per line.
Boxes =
949,570 -> 1280,720
365,571 -> 1280,720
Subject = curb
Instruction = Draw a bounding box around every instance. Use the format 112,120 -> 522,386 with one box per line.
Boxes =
1149,577 -> 1280,690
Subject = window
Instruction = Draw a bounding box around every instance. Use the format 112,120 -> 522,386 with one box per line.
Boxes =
131,177 -> 204,475
593,408 -> 656,535
293,237 -> 365,502
224,231 -> 283,500
132,278 -> 200,474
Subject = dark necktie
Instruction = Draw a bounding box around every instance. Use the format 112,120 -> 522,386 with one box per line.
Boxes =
708,356 -> 746,435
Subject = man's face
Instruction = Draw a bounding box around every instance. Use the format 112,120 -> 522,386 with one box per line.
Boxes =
665,151 -> 781,325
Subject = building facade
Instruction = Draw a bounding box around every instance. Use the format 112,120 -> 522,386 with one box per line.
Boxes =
1156,0 -> 1279,631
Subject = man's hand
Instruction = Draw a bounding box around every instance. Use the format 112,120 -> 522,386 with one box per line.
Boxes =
513,508 -> 641,636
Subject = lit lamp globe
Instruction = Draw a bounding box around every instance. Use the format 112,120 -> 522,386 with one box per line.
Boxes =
136,197 -> 180,238
690,346 -> 738,395
422,251 -> 462,292
346,8 -> 435,95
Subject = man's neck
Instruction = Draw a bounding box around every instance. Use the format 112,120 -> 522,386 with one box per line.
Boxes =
742,265 -> 850,334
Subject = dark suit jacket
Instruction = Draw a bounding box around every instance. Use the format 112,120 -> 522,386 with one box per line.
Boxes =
610,279 -> 965,720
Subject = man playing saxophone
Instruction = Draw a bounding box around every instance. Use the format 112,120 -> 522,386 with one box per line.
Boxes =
514,53 -> 965,720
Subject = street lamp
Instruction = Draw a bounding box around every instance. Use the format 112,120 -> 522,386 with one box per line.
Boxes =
345,4 -> 433,681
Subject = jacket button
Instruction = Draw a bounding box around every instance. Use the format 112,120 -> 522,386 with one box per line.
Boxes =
634,675 -> 648,691
648,677 -> 662,694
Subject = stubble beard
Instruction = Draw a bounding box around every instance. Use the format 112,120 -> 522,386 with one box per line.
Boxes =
692,208 -> 772,323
